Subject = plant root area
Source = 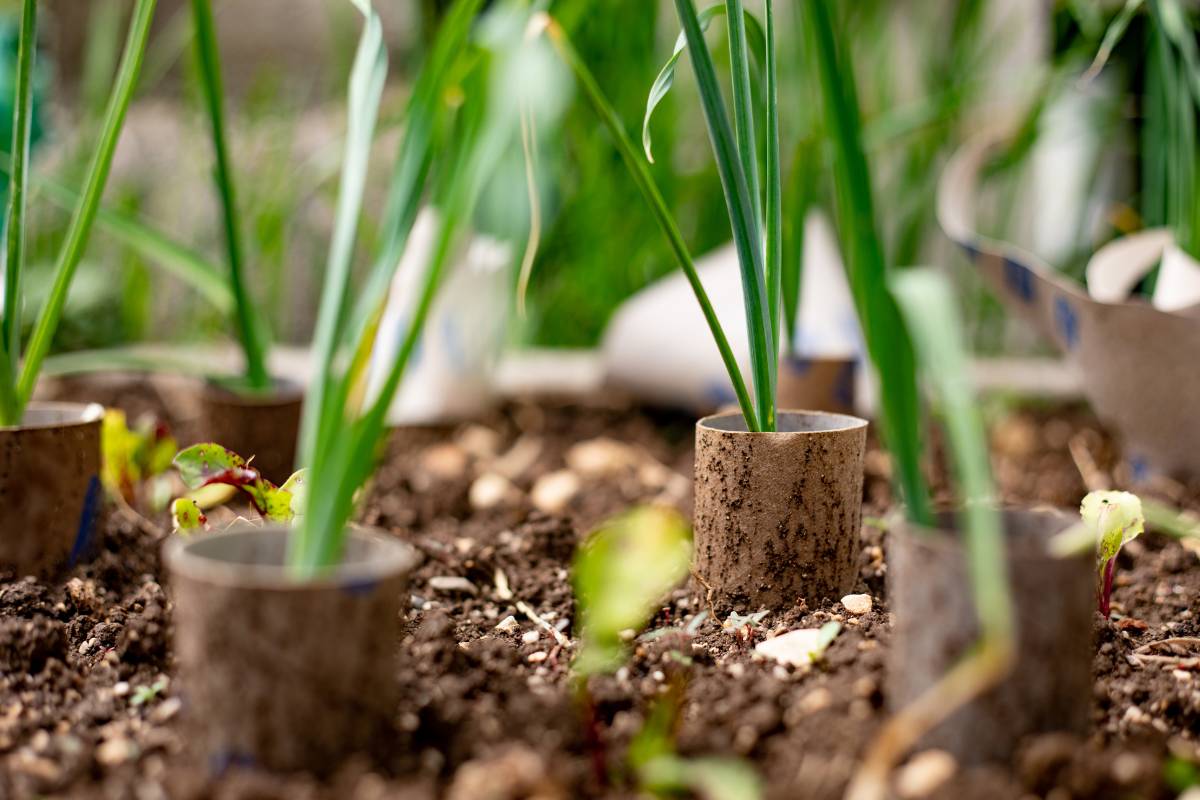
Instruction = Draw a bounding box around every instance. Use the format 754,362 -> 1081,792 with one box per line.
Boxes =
1,395 -> 1198,799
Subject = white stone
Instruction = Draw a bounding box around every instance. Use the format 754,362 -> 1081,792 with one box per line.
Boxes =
469,472 -> 520,510
521,630 -> 540,644
841,594 -> 873,615
565,438 -> 637,477
494,616 -> 519,633
754,628 -> 827,667
95,738 -> 137,767
527,651 -> 548,663
456,425 -> 502,460
895,749 -> 957,799
530,470 -> 581,515
420,443 -> 469,480
429,576 -> 478,595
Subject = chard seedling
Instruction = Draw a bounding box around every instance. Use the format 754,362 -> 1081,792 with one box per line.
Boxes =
0,0 -> 157,425
101,409 -> 177,510
1082,490 -> 1145,617
171,443 -> 305,531
572,507 -> 760,797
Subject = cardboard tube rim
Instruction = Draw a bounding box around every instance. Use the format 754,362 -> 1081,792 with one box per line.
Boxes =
199,375 -> 306,406
0,401 -> 105,432
887,506 -> 1087,564
698,408 -> 868,435
164,524 -> 421,591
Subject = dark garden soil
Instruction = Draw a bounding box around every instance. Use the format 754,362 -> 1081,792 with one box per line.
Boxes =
2,393 -> 1198,799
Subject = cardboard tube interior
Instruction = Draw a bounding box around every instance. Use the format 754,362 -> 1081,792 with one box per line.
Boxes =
165,525 -> 420,774
692,410 -> 867,611
887,508 -> 1093,763
0,402 -> 102,577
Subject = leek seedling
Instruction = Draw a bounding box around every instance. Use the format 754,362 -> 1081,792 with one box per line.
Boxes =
847,268 -> 1014,800
190,0 -> 271,391
0,0 -> 157,425
799,0 -> 932,524
287,0 -> 545,574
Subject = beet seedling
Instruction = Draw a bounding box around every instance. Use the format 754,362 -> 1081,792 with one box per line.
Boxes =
101,409 -> 177,510
1082,490 -> 1145,617
171,443 -> 305,532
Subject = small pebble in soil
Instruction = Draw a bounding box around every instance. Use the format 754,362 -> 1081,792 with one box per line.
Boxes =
754,628 -> 832,667
495,615 -> 519,633
841,593 -> 873,615
527,651 -> 548,663
521,630 -> 540,644
95,737 -> 138,767
470,472 -> 521,510
429,576 -> 478,595
895,749 -> 957,799
530,470 -> 581,514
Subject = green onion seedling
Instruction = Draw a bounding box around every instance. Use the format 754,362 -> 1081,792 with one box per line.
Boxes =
0,0 -> 158,425
1081,490 -> 1145,616
188,0 -> 272,392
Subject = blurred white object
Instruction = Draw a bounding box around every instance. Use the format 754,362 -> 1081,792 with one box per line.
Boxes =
367,208 -> 512,424
1086,229 -> 1200,312
601,210 -> 864,414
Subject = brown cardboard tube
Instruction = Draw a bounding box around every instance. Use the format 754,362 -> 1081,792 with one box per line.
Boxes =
164,525 -> 421,774
692,410 -> 868,611
195,379 -> 304,484
887,508 -> 1093,763
776,355 -> 858,416
0,403 -> 102,577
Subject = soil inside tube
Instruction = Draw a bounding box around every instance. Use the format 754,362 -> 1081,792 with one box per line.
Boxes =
1,391 -> 1198,799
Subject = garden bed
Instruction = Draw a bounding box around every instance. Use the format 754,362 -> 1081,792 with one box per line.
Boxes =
1,395 -> 1198,799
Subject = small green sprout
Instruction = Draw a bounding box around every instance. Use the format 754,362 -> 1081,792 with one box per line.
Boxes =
130,676 -> 168,707
572,506 -> 692,678
172,443 -> 305,532
101,409 -> 177,509
1081,490 -> 1144,617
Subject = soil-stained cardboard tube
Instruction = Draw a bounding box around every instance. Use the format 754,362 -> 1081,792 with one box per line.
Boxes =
887,508 -> 1093,763
165,525 -> 421,775
776,356 -> 858,416
0,403 -> 102,577
693,410 -> 867,611
196,379 -> 303,484
939,130 -> 1200,480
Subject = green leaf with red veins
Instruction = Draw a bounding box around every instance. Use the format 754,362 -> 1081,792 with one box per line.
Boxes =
171,497 -> 207,533
173,443 -> 248,490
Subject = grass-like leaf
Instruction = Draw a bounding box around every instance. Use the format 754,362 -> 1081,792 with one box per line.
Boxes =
674,0 -> 775,431
191,0 -> 270,389
890,268 -> 1009,640
544,15 -> 760,430
641,4 -> 766,164
13,0 -> 158,415
801,0 -> 931,522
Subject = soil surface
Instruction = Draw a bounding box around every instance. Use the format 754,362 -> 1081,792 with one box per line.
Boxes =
2,393 -> 1199,799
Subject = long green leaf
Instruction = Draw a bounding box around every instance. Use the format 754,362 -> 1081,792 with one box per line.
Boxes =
781,139 -> 818,356
191,0 -> 270,389
724,0 -> 761,230
891,268 -> 1010,640
675,0 -> 774,431
802,0 -> 931,523
545,16 -> 759,430
763,0 -> 782,381
15,173 -> 234,314
0,0 -> 36,423
294,0 -> 388,477
16,0 -> 158,410
641,4 -> 766,164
